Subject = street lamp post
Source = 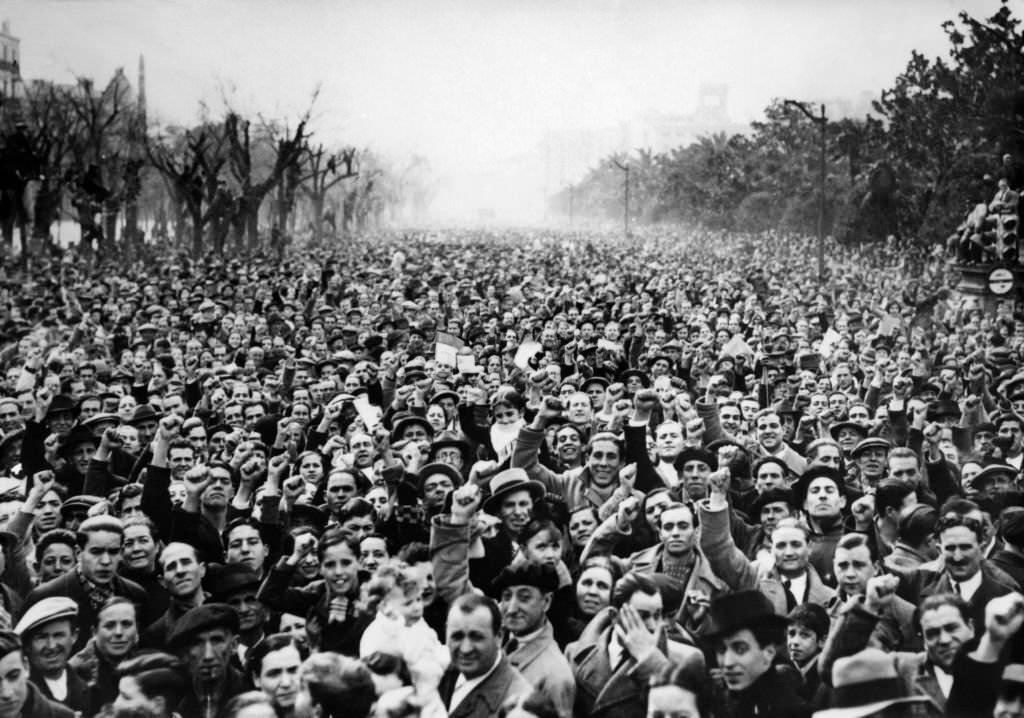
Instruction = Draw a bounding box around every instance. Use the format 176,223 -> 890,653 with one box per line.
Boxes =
613,159 -> 629,238
784,99 -> 827,282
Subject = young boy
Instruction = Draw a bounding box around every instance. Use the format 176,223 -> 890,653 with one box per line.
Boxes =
787,603 -> 830,700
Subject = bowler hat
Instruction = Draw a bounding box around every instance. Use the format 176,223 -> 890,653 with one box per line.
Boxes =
705,589 -> 788,639
792,466 -> 844,506
482,468 -> 546,516
128,404 -> 163,426
45,395 -> 75,417
416,463 -> 463,494
390,415 -> 434,442
166,603 -> 239,651
829,421 -> 868,442
205,563 -> 262,601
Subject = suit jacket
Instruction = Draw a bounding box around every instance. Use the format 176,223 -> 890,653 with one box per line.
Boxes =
989,549 -> 1024,588
437,655 -> 532,718
820,596 -> 947,712
30,668 -> 89,715
902,565 -> 1018,631
565,608 -> 704,718
826,591 -> 919,652
21,571 -> 148,655
506,621 -> 575,718
699,500 -> 835,613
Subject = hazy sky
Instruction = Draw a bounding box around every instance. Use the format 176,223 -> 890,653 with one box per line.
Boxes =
1,0 -> 1004,222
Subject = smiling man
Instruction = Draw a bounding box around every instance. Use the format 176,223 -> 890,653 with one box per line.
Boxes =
0,630 -> 73,718
13,597 -> 87,714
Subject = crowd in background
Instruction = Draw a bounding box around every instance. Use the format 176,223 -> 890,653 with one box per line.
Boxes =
0,214 -> 1024,718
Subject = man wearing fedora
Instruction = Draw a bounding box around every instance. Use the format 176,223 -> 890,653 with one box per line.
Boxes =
705,589 -> 811,718
814,648 -> 943,718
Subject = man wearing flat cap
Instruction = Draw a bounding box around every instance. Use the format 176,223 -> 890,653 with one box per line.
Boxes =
13,597 -> 87,714
491,561 -> 575,718
167,602 -> 250,718
0,629 -> 74,718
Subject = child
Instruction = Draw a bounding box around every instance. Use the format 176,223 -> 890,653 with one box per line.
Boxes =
786,603 -> 830,701
358,560 -> 449,682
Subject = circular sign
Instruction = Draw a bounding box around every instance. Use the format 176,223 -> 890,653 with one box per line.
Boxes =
988,267 -> 1015,295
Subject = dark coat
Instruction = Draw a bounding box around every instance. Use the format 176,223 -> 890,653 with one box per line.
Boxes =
708,665 -> 813,718
30,668 -> 89,715
20,572 -> 148,655
437,655 -> 532,718
989,549 -> 1024,588
175,665 -> 251,718
18,681 -> 75,718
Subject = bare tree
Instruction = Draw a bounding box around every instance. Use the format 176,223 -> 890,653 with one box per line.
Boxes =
297,144 -> 357,245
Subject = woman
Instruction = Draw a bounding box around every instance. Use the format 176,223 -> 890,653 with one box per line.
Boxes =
34,529 -> 77,584
647,660 -> 706,718
295,451 -> 327,501
69,596 -> 140,716
567,556 -> 620,641
566,507 -> 598,568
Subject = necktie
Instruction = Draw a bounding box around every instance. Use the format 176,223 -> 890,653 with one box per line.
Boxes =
504,637 -> 519,656
328,597 -> 349,624
782,578 -> 798,611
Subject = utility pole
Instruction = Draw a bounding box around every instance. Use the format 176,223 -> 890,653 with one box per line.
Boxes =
613,159 -> 629,238
784,99 -> 827,283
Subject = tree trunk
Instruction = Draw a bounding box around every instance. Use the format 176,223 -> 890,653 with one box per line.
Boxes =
33,183 -> 61,241
245,204 -> 259,251
310,194 -> 325,245
103,199 -> 119,256
190,209 -> 203,256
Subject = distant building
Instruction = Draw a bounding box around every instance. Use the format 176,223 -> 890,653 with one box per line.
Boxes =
0,20 -> 20,101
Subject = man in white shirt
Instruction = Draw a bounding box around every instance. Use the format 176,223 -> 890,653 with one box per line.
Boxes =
437,593 -> 531,718
13,596 -> 88,714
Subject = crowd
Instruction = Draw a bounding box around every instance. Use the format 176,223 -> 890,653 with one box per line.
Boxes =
0,217 -> 1024,718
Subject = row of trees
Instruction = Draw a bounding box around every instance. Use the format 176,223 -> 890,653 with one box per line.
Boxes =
0,71 -> 434,259
553,2 -> 1024,242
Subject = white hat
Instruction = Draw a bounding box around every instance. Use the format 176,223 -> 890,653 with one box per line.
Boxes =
14,597 -> 78,637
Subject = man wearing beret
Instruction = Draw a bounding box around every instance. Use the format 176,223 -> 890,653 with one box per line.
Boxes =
13,597 -> 87,714
492,561 -> 575,718
0,629 -> 74,718
167,603 -> 250,718
20,516 -> 147,655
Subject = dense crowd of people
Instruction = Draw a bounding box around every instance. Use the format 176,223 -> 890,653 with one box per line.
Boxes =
0,220 -> 1024,718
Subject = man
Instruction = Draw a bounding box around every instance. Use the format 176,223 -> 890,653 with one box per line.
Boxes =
246,633 -> 305,718
20,515 -> 147,654
565,572 -> 704,718
702,473 -> 835,614
437,593 -> 531,718
991,509 -> 1024,587
706,590 -> 811,718
821,575 -> 974,712
143,542 -> 208,648
166,603 -> 250,718
208,563 -> 268,665
584,498 -> 727,624
792,466 -> 851,585
492,562 -> 575,718
12,597 -> 87,713
896,510 -> 1018,629
0,629 -> 74,718
754,409 -> 807,476
851,437 -> 889,492
223,519 -> 270,579
513,399 -> 624,513
112,652 -> 187,718
828,533 -> 917,652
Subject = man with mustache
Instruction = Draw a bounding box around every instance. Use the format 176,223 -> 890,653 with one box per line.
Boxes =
167,603 -> 250,718
13,597 -> 87,714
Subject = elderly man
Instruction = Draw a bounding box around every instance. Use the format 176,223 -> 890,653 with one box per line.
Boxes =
167,603 -> 250,718
13,597 -> 88,713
